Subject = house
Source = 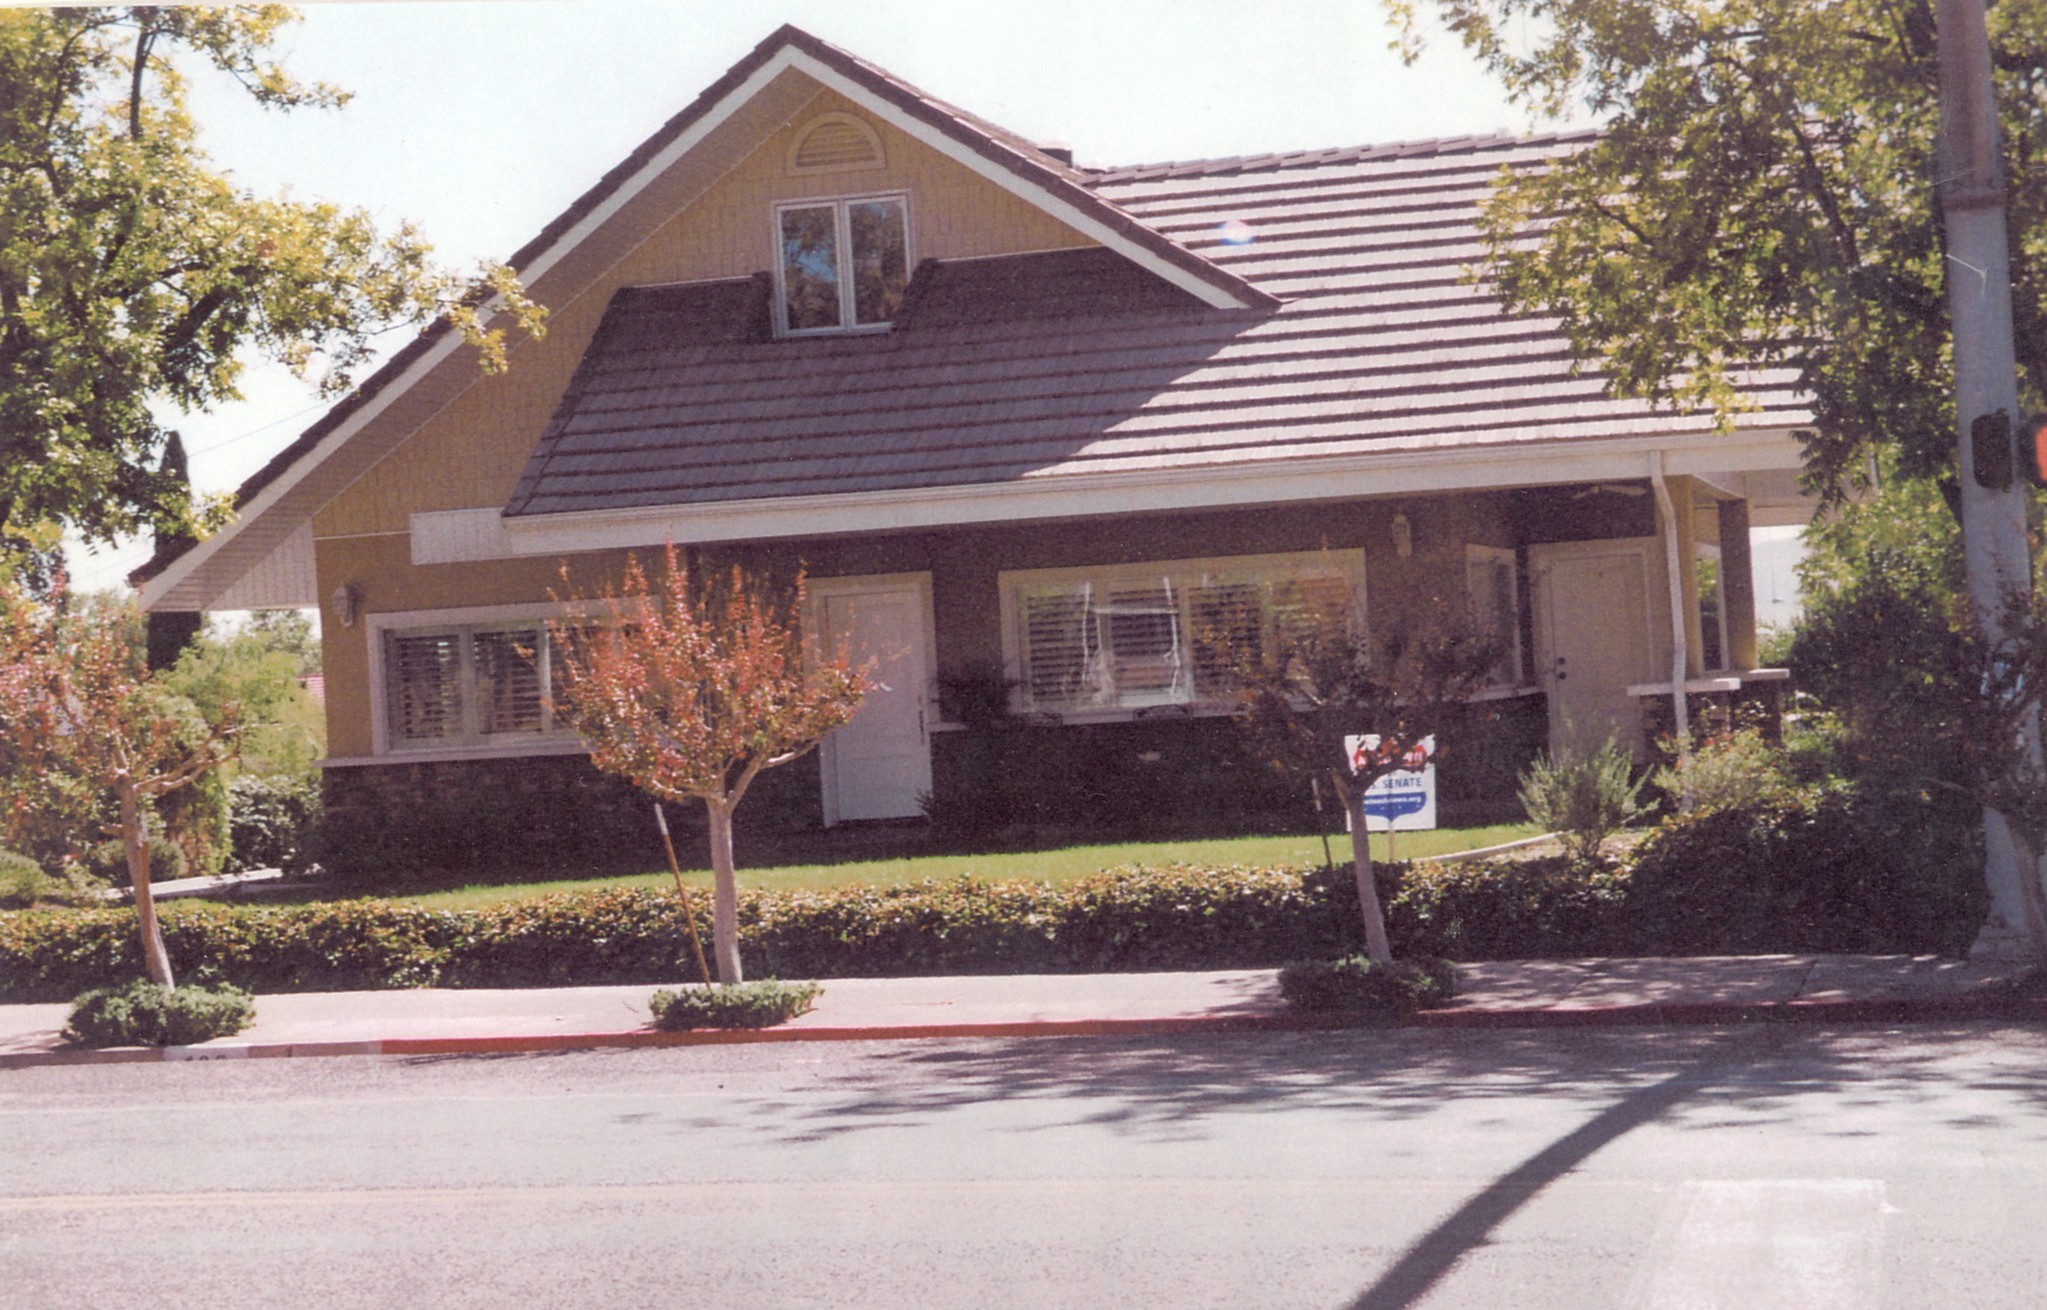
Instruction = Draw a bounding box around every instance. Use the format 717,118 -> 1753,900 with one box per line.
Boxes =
137,25 -> 1813,862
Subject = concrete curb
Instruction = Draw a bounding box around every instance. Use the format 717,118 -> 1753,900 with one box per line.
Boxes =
6,992 -> 2041,1071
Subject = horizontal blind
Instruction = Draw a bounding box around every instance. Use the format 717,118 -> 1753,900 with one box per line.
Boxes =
472,627 -> 544,735
1019,584 -> 1097,708
386,632 -> 462,744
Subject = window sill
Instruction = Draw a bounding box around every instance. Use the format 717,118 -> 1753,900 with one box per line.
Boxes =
321,739 -> 590,769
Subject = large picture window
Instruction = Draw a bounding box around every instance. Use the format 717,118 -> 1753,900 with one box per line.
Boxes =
381,621 -> 575,751
775,194 -> 909,334
1002,551 -> 1365,714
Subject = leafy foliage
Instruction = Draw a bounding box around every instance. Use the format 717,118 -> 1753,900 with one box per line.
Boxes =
1517,734 -> 1650,861
1391,0 -> 2047,495
0,6 -> 544,552
647,980 -> 823,1030
0,571 -> 238,985
1277,955 -> 1457,1014
63,979 -> 253,1047
226,773 -> 319,872
1651,725 -> 1791,814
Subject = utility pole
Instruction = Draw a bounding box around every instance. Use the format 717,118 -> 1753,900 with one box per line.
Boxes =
1936,0 -> 2047,957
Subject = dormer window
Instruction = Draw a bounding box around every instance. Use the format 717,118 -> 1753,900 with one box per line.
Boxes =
775,194 -> 909,335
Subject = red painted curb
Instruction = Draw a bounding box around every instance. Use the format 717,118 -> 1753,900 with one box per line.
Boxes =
3,993 -> 2038,1071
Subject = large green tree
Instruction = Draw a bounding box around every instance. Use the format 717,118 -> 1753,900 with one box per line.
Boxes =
0,6 -> 542,558
1391,0 -> 2046,497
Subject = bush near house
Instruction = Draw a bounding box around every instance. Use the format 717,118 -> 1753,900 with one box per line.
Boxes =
0,781 -> 1986,1000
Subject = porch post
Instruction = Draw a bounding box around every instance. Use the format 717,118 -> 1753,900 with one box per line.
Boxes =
1649,453 -> 1690,747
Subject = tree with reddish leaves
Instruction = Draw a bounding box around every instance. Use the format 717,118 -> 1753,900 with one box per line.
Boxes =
551,548 -> 871,984
0,573 -> 238,986
1230,590 -> 1498,965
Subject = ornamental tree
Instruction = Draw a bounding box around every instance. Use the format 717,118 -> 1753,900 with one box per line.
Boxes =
0,6 -> 544,556
1229,590 -> 1498,964
551,548 -> 871,984
0,572 -> 238,986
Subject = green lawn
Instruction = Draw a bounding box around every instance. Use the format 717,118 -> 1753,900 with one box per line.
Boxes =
400,823 -> 1542,911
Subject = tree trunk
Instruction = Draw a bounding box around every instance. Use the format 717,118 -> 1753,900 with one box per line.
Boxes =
1339,772 -> 1394,965
120,781 -> 175,988
704,797 -> 743,985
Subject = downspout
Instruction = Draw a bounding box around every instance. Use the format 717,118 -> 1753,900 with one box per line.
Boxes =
1649,453 -> 1690,753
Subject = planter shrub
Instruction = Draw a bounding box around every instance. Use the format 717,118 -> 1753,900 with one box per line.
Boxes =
647,980 -> 822,1030
64,980 -> 254,1047
1277,955 -> 1457,1014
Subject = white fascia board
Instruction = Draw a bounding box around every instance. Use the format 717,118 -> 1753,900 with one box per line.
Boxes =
780,51 -> 1252,310
495,427 -> 1809,557
139,54 -> 801,613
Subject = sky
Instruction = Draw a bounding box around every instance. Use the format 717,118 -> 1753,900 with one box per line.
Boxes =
68,0 -> 1562,591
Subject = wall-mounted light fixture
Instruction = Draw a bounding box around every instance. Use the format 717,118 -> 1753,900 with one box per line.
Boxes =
1390,513 -> 1413,559
329,583 -> 361,629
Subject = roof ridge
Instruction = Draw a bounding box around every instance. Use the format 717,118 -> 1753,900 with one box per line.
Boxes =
1083,127 -> 1600,184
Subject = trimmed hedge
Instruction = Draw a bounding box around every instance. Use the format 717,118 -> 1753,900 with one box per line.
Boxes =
0,785 -> 1987,999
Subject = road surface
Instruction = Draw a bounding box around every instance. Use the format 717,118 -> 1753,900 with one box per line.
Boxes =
3,1022 -> 2044,1307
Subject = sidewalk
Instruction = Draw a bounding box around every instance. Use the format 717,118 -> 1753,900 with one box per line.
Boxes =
1,954 -> 2040,1069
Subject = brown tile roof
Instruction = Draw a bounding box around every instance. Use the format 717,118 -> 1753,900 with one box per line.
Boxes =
503,132 -> 1808,519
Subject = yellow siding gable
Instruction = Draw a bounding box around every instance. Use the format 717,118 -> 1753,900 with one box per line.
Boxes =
313,86 -> 1098,541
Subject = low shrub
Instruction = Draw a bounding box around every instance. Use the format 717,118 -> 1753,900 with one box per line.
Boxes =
0,849 -> 46,910
227,773 -> 319,872
1517,735 -> 1651,860
647,979 -> 823,1030
1651,727 -> 1792,814
64,980 -> 254,1047
1277,955 -> 1457,1014
1627,781 -> 1986,956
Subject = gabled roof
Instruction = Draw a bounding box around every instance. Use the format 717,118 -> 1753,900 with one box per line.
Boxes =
137,24 -> 1270,610
497,131 -> 1808,530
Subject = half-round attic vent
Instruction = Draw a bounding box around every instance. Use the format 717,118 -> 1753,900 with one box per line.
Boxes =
789,113 -> 885,174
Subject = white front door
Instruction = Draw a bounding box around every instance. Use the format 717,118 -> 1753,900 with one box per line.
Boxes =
1532,542 -> 1655,758
818,581 -> 933,823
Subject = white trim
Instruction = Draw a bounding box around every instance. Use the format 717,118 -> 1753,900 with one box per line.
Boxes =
320,740 -> 593,769
411,508 -> 510,565
803,571 -> 937,825
778,48 -> 1253,310
997,547 -> 1366,717
500,428 -> 1811,556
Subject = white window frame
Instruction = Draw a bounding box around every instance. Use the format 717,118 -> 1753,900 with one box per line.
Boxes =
366,599 -> 638,759
770,191 -> 913,337
997,549 -> 1368,720
1465,544 -> 1526,688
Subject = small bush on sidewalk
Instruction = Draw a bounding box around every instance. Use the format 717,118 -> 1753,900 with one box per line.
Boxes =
1278,955 -> 1457,1014
647,980 -> 822,1030
64,979 -> 254,1047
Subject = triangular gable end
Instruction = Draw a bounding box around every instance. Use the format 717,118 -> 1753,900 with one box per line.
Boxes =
136,24 -> 1271,613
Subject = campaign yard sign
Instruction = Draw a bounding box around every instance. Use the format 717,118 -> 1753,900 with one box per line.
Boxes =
1344,735 -> 1437,832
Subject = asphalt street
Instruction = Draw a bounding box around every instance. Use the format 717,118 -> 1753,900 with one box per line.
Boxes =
3,1022 -> 2044,1308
